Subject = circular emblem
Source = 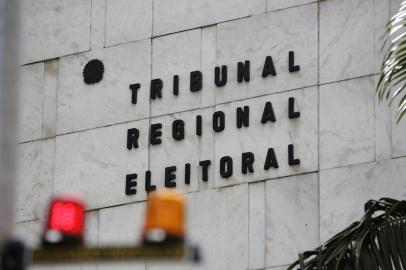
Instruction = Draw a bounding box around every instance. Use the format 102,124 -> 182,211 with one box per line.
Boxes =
83,59 -> 104,84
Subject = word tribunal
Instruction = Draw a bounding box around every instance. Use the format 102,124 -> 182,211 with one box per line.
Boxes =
128,51 -> 300,103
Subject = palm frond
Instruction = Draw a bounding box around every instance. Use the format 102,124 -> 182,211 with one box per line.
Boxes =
377,1 -> 406,124
288,198 -> 406,270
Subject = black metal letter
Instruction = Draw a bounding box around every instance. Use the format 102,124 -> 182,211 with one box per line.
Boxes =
288,144 -> 300,165
236,106 -> 250,128
289,51 -> 300,72
264,148 -> 279,170
185,163 -> 191,185
213,111 -> 225,132
129,83 -> 140,104
127,128 -> 139,150
165,166 -> 177,188
241,152 -> 255,174
289,97 -> 300,118
215,65 -> 227,87
196,115 -> 202,136
173,75 -> 179,96
150,123 -> 162,145
220,156 -> 233,178
150,79 -> 163,100
237,61 -> 250,82
125,174 -> 137,195
261,101 -> 276,123
190,71 -> 202,92
145,171 -> 156,193
262,56 -> 277,77
199,160 -> 211,182
172,119 -> 185,140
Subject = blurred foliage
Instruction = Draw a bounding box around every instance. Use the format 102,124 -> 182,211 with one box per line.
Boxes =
377,1 -> 406,123
288,198 -> 406,270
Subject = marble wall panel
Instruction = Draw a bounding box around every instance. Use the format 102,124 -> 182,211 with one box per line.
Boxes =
198,108 -> 216,190
153,0 -> 266,36
184,184 -> 249,270
320,157 -> 406,242
42,60 -> 58,139
319,76 -> 375,170
20,0 -> 91,64
265,173 -> 318,267
15,139 -> 54,222
13,219 -> 43,248
392,106 -> 406,158
57,41 -> 151,134
216,4 -> 318,104
373,0 -> 390,73
18,63 -> 44,143
320,0 -> 374,83
214,87 -> 318,187
149,108 -> 214,193
200,26 -> 217,108
374,75 -> 392,160
98,203 -> 146,269
151,29 -> 209,117
54,120 -> 149,210
267,0 -> 317,11
91,0 -> 106,49
105,0 -> 152,47
249,182 -> 266,269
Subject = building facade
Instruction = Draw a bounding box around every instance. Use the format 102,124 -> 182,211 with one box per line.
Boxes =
14,0 -> 406,269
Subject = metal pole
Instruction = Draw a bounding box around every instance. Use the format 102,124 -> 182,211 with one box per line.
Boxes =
0,0 -> 19,242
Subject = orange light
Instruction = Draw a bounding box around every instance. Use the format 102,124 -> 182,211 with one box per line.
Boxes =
143,189 -> 185,242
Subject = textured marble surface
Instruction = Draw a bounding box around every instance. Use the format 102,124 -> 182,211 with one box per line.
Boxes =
91,0 -> 106,49
13,219 -> 43,248
266,266 -> 290,270
54,120 -> 149,210
57,41 -> 151,134
184,184 -> 249,270
149,108 -> 213,193
267,0 -> 317,11
15,139 -> 54,222
42,60 -> 58,139
320,0 -> 374,83
392,105 -> 406,158
215,87 -> 318,187
216,4 -> 318,104
200,26 -> 217,108
98,203 -> 146,270
374,75 -> 392,160
20,0 -> 91,64
198,108 -> 216,190
320,157 -> 406,242
266,173 -> 318,267
99,202 -> 145,245
153,0 -> 266,36
105,0 -> 152,47
18,63 -> 44,143
374,0 -> 390,73
151,29 -> 203,117
319,76 -> 375,170
249,182 -> 266,269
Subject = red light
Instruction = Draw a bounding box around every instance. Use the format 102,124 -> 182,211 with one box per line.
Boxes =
47,198 -> 85,237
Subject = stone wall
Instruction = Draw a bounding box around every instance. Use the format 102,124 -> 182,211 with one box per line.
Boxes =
14,0 -> 406,269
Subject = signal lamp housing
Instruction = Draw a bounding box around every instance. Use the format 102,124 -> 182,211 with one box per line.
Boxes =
42,196 -> 85,247
143,189 -> 185,244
